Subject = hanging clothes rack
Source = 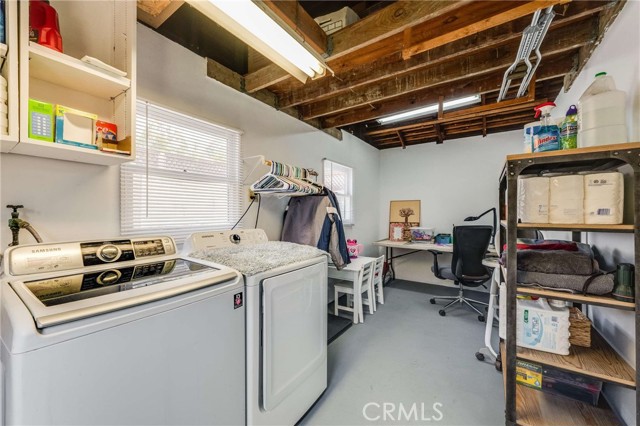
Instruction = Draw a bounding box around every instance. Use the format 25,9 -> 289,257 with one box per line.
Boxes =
244,155 -> 322,196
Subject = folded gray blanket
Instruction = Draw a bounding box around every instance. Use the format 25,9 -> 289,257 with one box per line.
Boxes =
517,270 -> 614,295
503,242 -> 596,275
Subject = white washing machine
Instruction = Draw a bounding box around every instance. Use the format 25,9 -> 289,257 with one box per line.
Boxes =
184,229 -> 328,426
1,236 -> 245,425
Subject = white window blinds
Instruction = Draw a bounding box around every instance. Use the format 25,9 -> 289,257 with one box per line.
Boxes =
323,159 -> 354,225
121,100 -> 243,244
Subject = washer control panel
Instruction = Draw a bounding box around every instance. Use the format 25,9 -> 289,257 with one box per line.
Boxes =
6,237 -> 176,277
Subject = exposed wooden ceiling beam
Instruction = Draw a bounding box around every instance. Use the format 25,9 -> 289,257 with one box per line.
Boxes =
321,55 -> 572,129
137,0 -> 184,29
301,25 -> 593,121
396,131 -> 407,149
402,0 -> 571,59
244,0 -> 472,92
366,97 -> 541,136
277,9 -> 601,109
260,1 -> 327,55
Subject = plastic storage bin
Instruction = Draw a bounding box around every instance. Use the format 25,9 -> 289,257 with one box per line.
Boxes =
410,227 -> 434,242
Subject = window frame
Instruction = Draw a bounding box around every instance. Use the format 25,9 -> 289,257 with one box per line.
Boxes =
120,99 -> 244,245
323,159 -> 354,226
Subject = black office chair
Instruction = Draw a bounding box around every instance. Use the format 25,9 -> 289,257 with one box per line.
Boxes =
429,225 -> 492,322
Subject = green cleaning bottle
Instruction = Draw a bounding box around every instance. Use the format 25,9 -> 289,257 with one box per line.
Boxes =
559,105 -> 578,150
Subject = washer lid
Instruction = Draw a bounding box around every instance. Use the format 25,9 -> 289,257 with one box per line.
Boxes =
10,258 -> 238,329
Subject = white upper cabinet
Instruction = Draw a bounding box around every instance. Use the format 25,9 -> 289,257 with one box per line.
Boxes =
2,0 -> 136,166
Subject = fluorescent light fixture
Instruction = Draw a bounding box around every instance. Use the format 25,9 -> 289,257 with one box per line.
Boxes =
377,95 -> 482,125
187,0 -> 328,83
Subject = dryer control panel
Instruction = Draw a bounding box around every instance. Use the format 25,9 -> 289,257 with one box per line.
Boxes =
5,237 -> 176,277
183,229 -> 269,252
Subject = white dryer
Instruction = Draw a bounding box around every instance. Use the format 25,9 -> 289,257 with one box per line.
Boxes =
1,236 -> 245,425
184,229 -> 328,426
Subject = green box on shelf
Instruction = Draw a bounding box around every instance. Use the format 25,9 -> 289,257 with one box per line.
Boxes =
28,99 -> 55,142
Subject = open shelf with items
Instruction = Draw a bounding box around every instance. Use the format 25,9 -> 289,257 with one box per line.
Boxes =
500,143 -> 640,425
500,220 -> 635,233
1,0 -> 19,151
500,343 -> 622,426
5,0 -> 136,165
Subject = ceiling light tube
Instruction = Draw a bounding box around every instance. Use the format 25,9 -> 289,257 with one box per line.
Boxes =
187,0 -> 328,83
377,95 -> 482,125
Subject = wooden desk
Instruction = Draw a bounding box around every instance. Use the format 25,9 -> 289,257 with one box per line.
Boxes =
373,240 -> 453,280
373,239 -> 498,280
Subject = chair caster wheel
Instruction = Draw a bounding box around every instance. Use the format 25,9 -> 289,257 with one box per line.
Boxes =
478,315 -> 486,322
429,298 -> 436,304
438,310 -> 446,316
475,352 -> 485,361
495,360 -> 502,372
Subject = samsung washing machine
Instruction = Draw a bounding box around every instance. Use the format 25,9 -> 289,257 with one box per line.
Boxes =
184,229 -> 328,426
1,236 -> 245,425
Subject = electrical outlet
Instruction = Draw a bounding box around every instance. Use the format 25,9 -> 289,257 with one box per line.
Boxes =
248,189 -> 256,200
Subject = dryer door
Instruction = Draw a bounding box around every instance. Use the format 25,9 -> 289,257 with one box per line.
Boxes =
262,261 -> 327,411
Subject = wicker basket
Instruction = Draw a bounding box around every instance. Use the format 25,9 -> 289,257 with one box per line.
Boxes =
569,307 -> 591,347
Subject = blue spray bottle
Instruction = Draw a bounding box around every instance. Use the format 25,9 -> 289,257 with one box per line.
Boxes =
532,102 -> 560,152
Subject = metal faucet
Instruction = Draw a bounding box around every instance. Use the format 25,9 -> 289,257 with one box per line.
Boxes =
7,205 -> 43,246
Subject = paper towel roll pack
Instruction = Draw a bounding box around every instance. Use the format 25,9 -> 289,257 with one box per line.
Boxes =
518,171 -> 624,224
518,176 -> 549,223
584,172 -> 624,224
549,175 -> 584,224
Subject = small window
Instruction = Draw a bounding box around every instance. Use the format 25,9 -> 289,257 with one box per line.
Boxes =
323,159 -> 354,225
121,100 -> 243,245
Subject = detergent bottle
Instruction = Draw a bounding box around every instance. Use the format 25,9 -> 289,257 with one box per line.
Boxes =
559,105 -> 578,150
29,0 -> 63,53
532,102 -> 560,152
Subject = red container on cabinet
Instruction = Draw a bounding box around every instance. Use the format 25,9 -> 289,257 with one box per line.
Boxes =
30,0 -> 63,53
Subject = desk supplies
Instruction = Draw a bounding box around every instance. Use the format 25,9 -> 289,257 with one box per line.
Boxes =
409,227 -> 434,242
435,234 -> 451,244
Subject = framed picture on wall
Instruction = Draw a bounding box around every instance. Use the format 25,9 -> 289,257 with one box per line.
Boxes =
389,200 -> 420,241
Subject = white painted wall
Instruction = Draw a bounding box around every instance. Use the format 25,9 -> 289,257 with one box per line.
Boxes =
0,24 -> 380,255
552,2 -> 639,423
378,131 -> 521,284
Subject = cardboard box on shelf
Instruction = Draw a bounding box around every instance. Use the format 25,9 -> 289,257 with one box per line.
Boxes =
55,105 -> 98,150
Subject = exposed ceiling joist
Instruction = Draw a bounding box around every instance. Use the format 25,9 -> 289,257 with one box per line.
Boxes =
402,0 -> 571,59
244,0 -> 473,92
277,10 -> 599,110
260,1 -> 327,55
137,0 -> 184,28
301,23 -> 594,121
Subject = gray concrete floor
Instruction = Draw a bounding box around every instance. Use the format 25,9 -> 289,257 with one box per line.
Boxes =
300,280 -> 504,426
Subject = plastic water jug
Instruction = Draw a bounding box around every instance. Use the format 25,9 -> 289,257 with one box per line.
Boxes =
578,72 -> 627,147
